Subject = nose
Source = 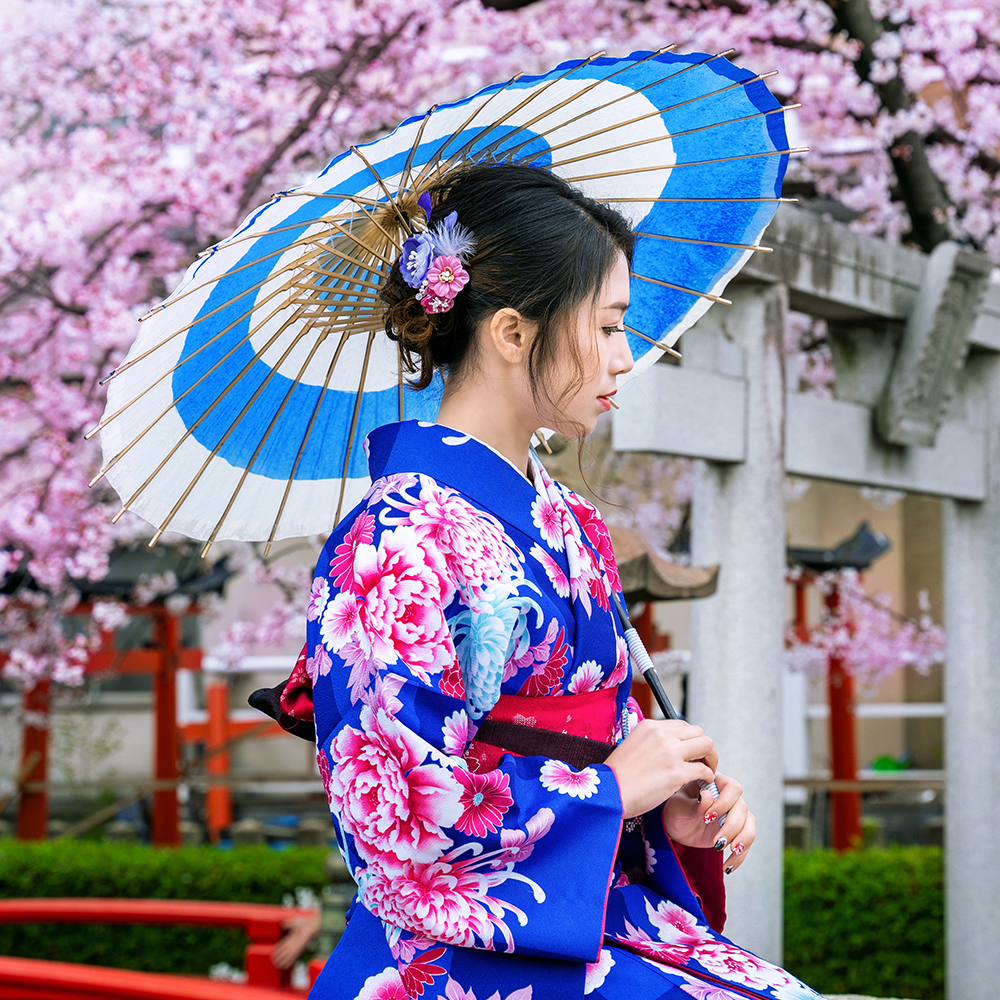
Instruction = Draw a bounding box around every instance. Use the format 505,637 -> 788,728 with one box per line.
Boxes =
613,328 -> 635,377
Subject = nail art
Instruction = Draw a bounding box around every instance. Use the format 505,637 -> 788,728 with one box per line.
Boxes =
725,865 -> 735,875
703,812 -> 718,825
714,837 -> 727,852
731,843 -> 746,855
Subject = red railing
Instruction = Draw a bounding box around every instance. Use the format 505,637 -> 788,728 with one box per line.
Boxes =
0,899 -> 316,991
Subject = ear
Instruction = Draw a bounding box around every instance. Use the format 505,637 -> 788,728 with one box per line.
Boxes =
487,307 -> 535,366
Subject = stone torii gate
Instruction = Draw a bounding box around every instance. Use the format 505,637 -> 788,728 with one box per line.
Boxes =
614,204 -> 1000,1000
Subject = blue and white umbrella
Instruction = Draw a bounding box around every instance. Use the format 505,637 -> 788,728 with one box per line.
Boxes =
91,47 -> 800,553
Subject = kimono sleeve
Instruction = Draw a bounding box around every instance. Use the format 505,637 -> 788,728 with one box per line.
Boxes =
308,488 -> 624,963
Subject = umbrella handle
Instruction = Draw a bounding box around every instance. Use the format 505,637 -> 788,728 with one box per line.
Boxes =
612,593 -> 726,823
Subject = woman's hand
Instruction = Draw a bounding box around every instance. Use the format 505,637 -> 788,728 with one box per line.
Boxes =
661,771 -> 756,873
604,719 -> 717,819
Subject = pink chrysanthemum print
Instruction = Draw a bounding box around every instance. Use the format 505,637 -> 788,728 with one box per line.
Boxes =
454,767 -> 513,837
441,710 -> 469,756
355,967 -> 408,1000
539,759 -> 600,798
529,544 -> 570,598
330,511 -> 375,590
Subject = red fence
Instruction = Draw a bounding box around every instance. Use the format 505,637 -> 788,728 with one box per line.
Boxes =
0,899 -> 316,992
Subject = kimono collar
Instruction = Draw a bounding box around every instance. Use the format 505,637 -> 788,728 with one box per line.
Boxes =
365,421 -> 543,538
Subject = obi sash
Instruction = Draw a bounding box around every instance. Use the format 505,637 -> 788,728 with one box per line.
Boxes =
463,688 -> 618,774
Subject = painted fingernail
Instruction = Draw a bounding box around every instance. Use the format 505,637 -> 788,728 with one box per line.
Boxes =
703,812 -> 718,825
731,843 -> 746,856
725,865 -> 735,875
714,837 -> 727,852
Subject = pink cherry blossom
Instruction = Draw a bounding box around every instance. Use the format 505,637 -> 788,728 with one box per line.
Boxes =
539,759 -> 601,799
454,767 -> 514,837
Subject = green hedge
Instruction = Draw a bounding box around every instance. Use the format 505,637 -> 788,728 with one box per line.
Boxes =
783,846 -> 943,1000
0,841 -> 944,997
0,841 -> 326,975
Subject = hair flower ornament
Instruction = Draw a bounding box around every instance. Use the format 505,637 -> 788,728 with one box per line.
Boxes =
398,203 -> 475,315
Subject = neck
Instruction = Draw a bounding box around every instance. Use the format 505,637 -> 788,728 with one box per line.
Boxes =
435,377 -> 537,477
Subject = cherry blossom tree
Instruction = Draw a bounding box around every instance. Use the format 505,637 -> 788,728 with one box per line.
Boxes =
2,0 -> 996,685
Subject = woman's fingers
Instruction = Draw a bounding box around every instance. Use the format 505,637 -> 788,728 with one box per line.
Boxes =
724,809 -> 757,873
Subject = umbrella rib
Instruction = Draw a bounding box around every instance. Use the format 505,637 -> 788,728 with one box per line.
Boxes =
108,233 -> 388,394
408,72 -> 525,190
539,71 -> 779,164
634,232 -> 772,252
399,104 -> 438,195
147,321 -> 316,547
264,331 -> 351,556
416,51 -> 606,187
349,146 -> 411,241
484,45 -> 678,163
499,48 -> 735,163
200,327 -> 331,557
546,103 -> 794,170
625,324 -> 683,359
564,146 -> 808,183
397,350 -> 404,422
334,329 -> 376,525
88,280 -> 299,442
631,273 -> 732,305
106,304 -> 310,510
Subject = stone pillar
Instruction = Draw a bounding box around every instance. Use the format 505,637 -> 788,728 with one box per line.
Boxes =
688,282 -> 788,963
942,353 -> 1000,1000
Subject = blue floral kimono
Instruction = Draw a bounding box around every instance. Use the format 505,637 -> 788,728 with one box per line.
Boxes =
307,421 -> 821,1000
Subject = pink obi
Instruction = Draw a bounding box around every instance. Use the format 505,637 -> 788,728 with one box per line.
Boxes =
463,688 -> 618,774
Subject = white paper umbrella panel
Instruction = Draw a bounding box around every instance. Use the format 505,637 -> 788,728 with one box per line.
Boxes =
92,48 -> 799,551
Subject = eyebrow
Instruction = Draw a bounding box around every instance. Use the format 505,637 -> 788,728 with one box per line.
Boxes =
601,301 -> 629,312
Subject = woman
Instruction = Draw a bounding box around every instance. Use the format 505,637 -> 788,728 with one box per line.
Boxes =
304,165 -> 821,1000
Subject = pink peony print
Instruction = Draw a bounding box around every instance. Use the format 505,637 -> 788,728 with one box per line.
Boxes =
646,898 -> 712,951
330,703 -> 462,865
439,657 -> 466,700
307,576 -> 329,621
679,984 -> 744,1000
493,807 -> 554,868
539,759 -> 600,799
406,484 -> 522,595
356,967 -> 408,1000
584,949 -> 615,994
361,855 -> 497,949
454,767 -> 513,837
330,511 -> 376,590
695,945 -> 793,993
567,660 -> 602,694
615,917 -> 699,965
441,710 -> 470,756
565,492 -> 622,596
530,495 -> 565,551
351,525 -> 456,683
529,544 -> 570,598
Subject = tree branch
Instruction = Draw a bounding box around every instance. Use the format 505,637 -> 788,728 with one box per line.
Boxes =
822,0 -> 951,252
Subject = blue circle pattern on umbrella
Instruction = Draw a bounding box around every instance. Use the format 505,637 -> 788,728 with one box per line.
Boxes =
99,48 -> 794,545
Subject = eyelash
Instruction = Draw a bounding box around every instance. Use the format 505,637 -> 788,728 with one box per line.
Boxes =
602,326 -> 625,335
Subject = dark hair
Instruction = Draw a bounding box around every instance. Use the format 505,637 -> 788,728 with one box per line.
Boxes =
381,164 -> 635,402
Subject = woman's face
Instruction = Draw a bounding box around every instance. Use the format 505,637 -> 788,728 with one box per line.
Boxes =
541,251 -> 634,438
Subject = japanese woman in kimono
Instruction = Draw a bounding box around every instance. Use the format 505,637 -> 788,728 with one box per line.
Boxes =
305,165 -> 823,1000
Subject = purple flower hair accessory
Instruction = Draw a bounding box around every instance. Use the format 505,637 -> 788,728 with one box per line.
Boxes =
395,198 -> 476,314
